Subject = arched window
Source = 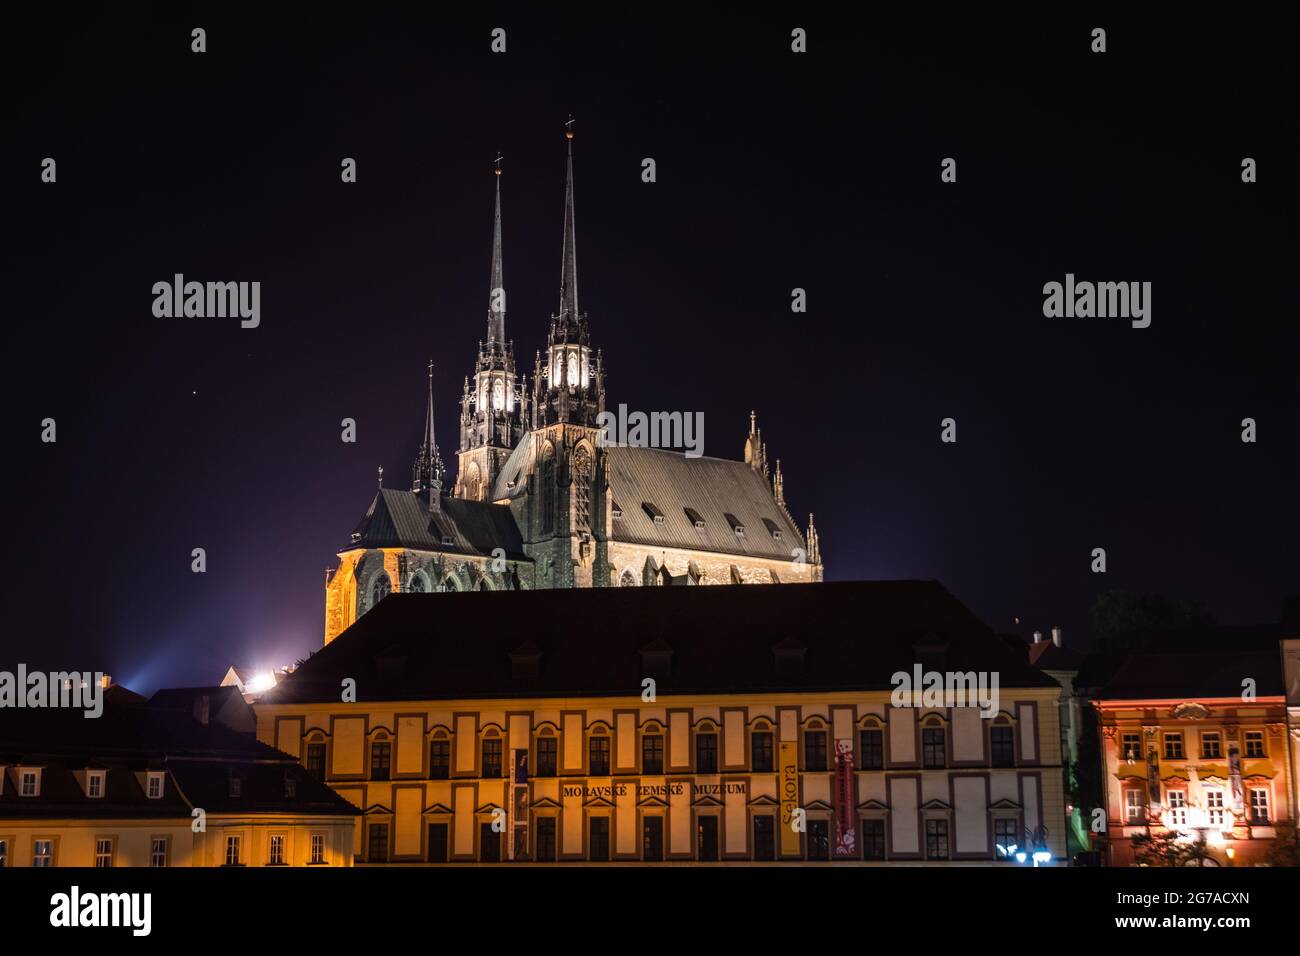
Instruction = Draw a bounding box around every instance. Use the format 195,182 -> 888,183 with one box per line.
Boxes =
566,353 -> 579,390
408,573 -> 426,593
370,573 -> 391,608
540,443 -> 556,533
573,445 -> 592,534
464,461 -> 482,501
442,577 -> 459,593
619,570 -> 637,587
492,380 -> 504,411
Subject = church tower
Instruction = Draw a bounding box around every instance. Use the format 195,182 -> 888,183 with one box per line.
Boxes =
522,120 -> 609,588
456,158 -> 526,501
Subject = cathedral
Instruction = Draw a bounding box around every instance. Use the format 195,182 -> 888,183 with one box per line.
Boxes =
323,126 -> 824,644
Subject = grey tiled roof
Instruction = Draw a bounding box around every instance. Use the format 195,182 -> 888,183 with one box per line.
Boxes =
605,447 -> 803,561
349,489 -> 528,560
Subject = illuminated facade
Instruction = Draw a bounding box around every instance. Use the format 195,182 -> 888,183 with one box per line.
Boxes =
265,582 -> 1068,865
1093,651 -> 1295,866
323,129 -> 821,645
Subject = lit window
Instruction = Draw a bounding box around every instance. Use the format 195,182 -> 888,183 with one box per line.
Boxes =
95,838 -> 113,868
268,834 -> 285,865
20,770 -> 39,797
1205,790 -> 1227,827
224,835 -> 241,866
1200,732 -> 1222,759
1167,790 -> 1187,826
87,771 -> 105,799
32,840 -> 53,867
146,772 -> 164,799
1163,734 -> 1184,760
0,839 -> 8,867
310,833 -> 326,865
150,838 -> 168,867
1244,731 -> 1265,758
994,818 -> 1019,860
1250,788 -> 1270,824
1121,733 -> 1142,762
1125,789 -> 1145,822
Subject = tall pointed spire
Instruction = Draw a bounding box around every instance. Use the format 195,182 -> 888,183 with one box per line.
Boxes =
488,153 -> 505,345
559,115 -> 579,321
412,360 -> 446,497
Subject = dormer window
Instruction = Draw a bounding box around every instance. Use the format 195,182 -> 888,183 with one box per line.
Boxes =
284,773 -> 297,799
762,518 -> 783,539
642,502 -> 665,525
20,769 -> 41,797
146,771 -> 165,799
442,534 -> 455,546
611,502 -> 624,520
350,532 -> 362,543
87,770 -> 106,799
228,773 -> 242,798
724,513 -> 745,536
684,508 -> 706,529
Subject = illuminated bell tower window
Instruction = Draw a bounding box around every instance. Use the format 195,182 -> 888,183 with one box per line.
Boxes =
493,380 -> 504,411
573,445 -> 592,534
371,573 -> 390,608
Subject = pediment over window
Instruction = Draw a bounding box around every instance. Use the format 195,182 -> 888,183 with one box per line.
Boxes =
856,798 -> 889,811
919,798 -> 952,811
422,802 -> 454,815
747,794 -> 780,808
530,796 -> 561,810
989,798 -> 1021,811
804,799 -> 834,813
363,803 -> 393,815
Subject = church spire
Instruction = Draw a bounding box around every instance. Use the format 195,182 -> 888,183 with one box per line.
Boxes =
559,115 -> 579,322
412,360 -> 446,497
488,153 -> 505,345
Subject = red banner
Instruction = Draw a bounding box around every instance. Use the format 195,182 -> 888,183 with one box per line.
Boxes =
833,738 -> 856,858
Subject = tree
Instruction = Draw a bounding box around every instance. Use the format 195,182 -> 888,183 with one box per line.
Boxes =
1267,822 -> 1300,867
1089,591 -> 1216,654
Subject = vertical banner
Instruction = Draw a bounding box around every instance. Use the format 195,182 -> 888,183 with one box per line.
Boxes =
509,748 -> 529,860
779,741 -> 800,856
1228,744 -> 1243,812
1146,747 -> 1161,806
833,738 -> 856,858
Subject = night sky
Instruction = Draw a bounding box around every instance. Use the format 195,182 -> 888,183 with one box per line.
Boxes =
6,9 -> 1296,693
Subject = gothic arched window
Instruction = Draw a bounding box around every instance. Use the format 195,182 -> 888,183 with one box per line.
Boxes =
371,573 -> 391,608
408,573 -> 426,593
464,461 -> 482,501
540,443 -> 556,533
567,353 -> 579,390
620,570 -> 637,587
573,445 -> 592,534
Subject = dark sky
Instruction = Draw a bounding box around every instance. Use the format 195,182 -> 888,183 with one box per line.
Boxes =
5,9 -> 1296,693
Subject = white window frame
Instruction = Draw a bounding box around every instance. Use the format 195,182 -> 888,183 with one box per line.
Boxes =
1166,789 -> 1187,826
0,838 -> 8,867
310,832 -> 326,865
86,770 -> 106,799
150,837 -> 168,868
1162,733 -> 1184,760
1249,787 -> 1270,823
224,834 -> 241,866
32,839 -> 54,867
1205,788 -> 1227,828
1124,789 -> 1144,821
94,837 -> 114,868
20,769 -> 40,797
1244,730 -> 1266,759
146,771 -> 165,799
268,833 -> 286,865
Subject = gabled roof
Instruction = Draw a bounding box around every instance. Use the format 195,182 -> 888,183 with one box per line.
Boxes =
1094,652 -> 1284,700
261,581 -> 1056,704
347,488 -> 527,560
604,446 -> 803,561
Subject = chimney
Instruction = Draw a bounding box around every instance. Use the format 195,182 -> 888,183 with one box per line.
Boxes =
1032,631 -> 1043,644
1051,627 -> 1063,648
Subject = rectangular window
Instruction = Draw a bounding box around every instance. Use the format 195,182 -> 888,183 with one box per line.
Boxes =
95,838 -> 113,868
1250,788 -> 1270,824
695,733 -> 718,773
861,819 -> 886,860
697,816 -> 719,861
481,739 -> 503,779
268,834 -> 285,865
1125,789 -> 1145,822
1244,731 -> 1265,759
1163,733 -> 1184,760
1167,790 -> 1187,826
922,728 -> 947,769
427,823 -> 448,863
925,819 -> 950,860
479,822 -> 500,862
642,734 -> 664,775
994,818 -> 1019,860
807,820 -> 830,860
589,817 -> 610,862
0,839 -> 8,867
228,774 -> 241,798
753,816 -> 775,861
535,818 -> 557,862
306,743 -> 326,780
87,771 -> 105,798
1206,789 -> 1227,828
536,737 -> 557,777
1200,732 -> 1222,759
151,837 -> 168,868
859,729 -> 883,770
751,731 -> 774,772
20,771 -> 38,797
804,730 -> 827,771
309,833 -> 325,865
224,835 -> 241,866
642,816 -> 664,861
367,823 -> 389,863
370,741 -> 392,781
429,740 -> 450,779
990,726 -> 1015,767
147,773 -> 164,799
33,840 -> 53,867
1121,733 -> 1142,762
588,736 -> 610,776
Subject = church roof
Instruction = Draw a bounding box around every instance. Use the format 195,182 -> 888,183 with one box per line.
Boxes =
347,488 -> 528,560
261,581 -> 1057,704
605,447 -> 803,561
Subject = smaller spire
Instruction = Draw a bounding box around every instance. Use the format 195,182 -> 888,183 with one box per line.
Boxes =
412,361 -> 446,496
377,465 -> 384,488
773,459 -> 785,507
806,513 -> 821,566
